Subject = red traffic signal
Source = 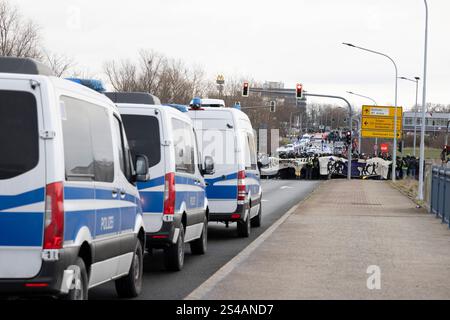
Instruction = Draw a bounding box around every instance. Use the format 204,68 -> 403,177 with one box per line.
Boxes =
242,82 -> 250,97
296,83 -> 303,99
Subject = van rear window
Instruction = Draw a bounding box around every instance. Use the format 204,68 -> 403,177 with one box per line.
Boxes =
0,90 -> 39,180
121,115 -> 161,168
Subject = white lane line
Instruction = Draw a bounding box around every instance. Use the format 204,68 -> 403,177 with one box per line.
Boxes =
280,186 -> 293,190
184,184 -> 322,300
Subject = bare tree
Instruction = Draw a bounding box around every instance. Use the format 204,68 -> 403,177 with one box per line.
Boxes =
42,50 -> 74,77
103,50 -> 207,104
0,0 -> 42,59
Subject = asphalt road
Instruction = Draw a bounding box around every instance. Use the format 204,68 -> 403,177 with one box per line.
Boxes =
90,179 -> 320,300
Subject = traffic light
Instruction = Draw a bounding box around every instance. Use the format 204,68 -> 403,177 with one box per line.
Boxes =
296,83 -> 303,99
269,101 -> 276,113
242,82 -> 249,97
345,131 -> 352,144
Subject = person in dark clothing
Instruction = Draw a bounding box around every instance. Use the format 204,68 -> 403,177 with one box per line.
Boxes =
409,156 -> 417,178
312,155 -> 320,180
305,157 -> 313,180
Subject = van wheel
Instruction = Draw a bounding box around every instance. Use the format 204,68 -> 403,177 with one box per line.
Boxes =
115,240 -> 143,298
164,226 -> 185,271
251,203 -> 262,228
63,258 -> 88,300
190,217 -> 208,255
237,210 -> 251,238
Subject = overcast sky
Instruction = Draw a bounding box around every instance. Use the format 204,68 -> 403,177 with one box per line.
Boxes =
11,0 -> 450,110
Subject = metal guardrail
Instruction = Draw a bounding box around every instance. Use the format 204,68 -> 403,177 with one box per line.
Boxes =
430,166 -> 450,225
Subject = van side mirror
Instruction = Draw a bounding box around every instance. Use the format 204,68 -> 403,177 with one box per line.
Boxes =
203,156 -> 215,175
135,154 -> 150,182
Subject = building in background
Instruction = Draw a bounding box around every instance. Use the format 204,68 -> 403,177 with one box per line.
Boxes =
403,112 -> 450,134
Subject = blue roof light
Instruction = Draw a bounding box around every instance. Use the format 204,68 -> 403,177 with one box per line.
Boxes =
66,78 -> 106,93
190,97 -> 202,107
165,104 -> 189,113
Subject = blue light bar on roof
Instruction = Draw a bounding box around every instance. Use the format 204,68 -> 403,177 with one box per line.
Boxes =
66,78 -> 106,93
165,104 -> 189,113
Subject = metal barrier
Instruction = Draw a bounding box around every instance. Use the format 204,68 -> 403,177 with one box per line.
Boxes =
430,166 -> 450,226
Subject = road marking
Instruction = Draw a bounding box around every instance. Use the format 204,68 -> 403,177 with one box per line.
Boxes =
261,199 -> 269,202
280,186 -> 293,190
184,184 -> 321,300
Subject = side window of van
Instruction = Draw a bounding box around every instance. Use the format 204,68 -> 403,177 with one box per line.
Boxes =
61,96 -> 114,183
172,118 -> 195,174
244,132 -> 257,171
248,133 -> 258,170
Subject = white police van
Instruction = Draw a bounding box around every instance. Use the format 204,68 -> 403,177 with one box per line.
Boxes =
105,93 -> 212,271
0,58 -> 149,300
188,98 -> 262,237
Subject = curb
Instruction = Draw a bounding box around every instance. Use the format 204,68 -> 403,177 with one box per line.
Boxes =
184,182 -> 323,300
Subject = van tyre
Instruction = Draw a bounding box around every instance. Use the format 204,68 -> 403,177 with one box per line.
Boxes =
251,203 -> 262,228
237,210 -> 251,238
164,226 -> 185,271
115,240 -> 143,298
190,217 -> 208,255
63,258 -> 88,300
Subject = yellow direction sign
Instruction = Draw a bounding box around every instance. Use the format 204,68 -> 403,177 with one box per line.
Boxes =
362,106 -> 403,118
361,105 -> 403,140
361,130 -> 402,139
361,118 -> 402,131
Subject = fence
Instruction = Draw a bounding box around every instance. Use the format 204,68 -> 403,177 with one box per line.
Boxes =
430,165 -> 450,225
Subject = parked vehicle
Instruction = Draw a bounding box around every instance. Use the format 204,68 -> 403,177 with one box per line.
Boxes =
0,58 -> 149,300
188,98 -> 262,237
106,93 -> 212,271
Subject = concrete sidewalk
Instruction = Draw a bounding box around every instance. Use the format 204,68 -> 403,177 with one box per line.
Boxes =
187,180 -> 450,300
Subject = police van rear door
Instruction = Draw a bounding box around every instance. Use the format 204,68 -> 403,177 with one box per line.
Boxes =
0,78 -> 46,279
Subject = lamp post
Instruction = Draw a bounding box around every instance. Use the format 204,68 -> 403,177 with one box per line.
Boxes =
418,0 -> 429,201
399,76 -> 420,156
347,91 -> 378,152
343,42 -> 399,181
346,91 -> 378,106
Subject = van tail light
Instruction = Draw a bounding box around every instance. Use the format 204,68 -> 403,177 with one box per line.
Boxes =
43,182 -> 64,249
163,173 -> 176,215
237,170 -> 247,201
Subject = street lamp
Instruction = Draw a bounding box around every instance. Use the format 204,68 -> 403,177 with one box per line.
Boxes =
346,91 -> 378,106
343,42 -> 399,182
398,76 -> 420,156
347,91 -> 378,153
418,0 -> 429,201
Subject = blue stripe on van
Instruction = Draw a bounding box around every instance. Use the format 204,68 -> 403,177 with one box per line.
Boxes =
0,188 -> 45,211
139,192 -> 164,213
137,177 -> 165,213
64,210 -> 96,242
64,187 -> 95,200
137,176 -> 165,191
0,212 -> 44,247
205,173 -> 239,200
